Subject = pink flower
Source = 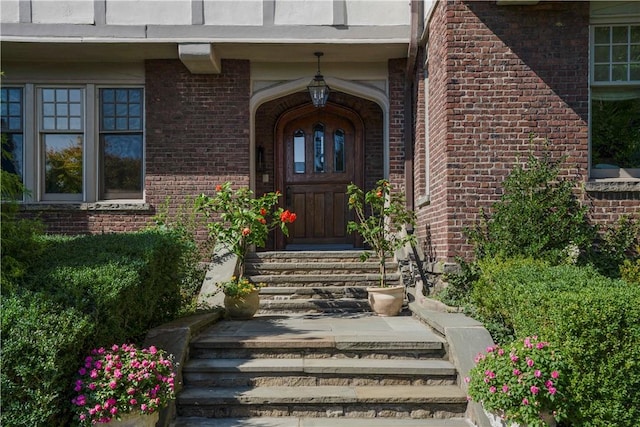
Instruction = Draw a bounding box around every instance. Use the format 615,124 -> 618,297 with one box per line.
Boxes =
510,354 -> 519,363
489,386 -> 497,393
497,348 -> 505,356
78,367 -> 87,376
526,358 -> 535,367
546,380 -> 554,388
534,370 -> 542,377
551,370 -> 559,379
109,380 -> 117,390
149,346 -> 158,355
502,385 -> 509,393
464,377 -> 470,383
522,398 -> 529,405
548,386 -> 557,395
530,386 -> 540,395
513,369 -> 521,376
486,346 -> 494,353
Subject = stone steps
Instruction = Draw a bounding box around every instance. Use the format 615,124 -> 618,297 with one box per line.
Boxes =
183,358 -> 458,387
246,251 -> 403,314
176,385 -> 468,419
174,416 -> 474,427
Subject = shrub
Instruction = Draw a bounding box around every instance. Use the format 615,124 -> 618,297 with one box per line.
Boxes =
471,258 -> 640,426
25,231 -> 186,344
2,231 -> 193,426
466,148 -> 594,264
1,292 -> 93,426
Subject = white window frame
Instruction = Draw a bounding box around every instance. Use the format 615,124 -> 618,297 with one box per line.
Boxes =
589,23 -> 640,180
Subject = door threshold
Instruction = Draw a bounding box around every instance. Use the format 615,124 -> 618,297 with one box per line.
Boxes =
285,244 -> 357,251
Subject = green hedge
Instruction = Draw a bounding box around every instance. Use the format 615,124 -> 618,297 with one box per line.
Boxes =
1,230 -> 191,427
471,259 -> 640,426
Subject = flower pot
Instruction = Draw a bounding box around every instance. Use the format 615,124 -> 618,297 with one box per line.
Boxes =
224,288 -> 260,319
484,408 -> 557,427
366,285 -> 404,316
99,411 -> 159,427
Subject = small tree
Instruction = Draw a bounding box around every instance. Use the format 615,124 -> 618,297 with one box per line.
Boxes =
347,179 -> 416,287
467,149 -> 594,264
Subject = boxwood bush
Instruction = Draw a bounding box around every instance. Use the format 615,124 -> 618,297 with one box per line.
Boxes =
1,230 -> 193,426
471,259 -> 640,426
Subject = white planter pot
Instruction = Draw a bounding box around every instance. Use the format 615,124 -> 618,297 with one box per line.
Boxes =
484,408 -> 557,427
366,285 -> 404,316
100,411 -> 159,427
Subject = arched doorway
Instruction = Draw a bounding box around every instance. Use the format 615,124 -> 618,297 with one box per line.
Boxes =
275,103 -> 364,249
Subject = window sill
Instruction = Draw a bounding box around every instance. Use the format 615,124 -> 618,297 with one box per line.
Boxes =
584,180 -> 640,193
21,202 -> 151,212
416,194 -> 431,208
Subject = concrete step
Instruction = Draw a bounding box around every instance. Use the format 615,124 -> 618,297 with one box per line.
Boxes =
173,416 -> 474,427
247,251 -> 371,264
259,286 -> 369,299
183,358 -> 458,387
248,274 -> 401,287
244,261 -> 389,275
258,298 -> 372,314
176,385 -> 468,419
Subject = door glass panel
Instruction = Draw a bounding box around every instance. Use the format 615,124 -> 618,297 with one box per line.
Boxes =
314,123 -> 325,173
294,129 -> 305,174
334,129 -> 345,172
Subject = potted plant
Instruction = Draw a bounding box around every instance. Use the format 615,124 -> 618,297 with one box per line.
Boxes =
196,182 -> 296,318
218,276 -> 265,319
71,344 -> 176,426
346,179 -> 416,316
466,336 -> 569,427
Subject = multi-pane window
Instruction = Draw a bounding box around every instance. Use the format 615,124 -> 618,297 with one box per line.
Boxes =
313,123 -> 325,173
591,24 -> 640,178
40,88 -> 84,197
100,88 -> 143,199
334,129 -> 345,173
1,88 -> 24,186
3,84 -> 144,203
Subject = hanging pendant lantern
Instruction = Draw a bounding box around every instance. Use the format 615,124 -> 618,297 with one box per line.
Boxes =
308,52 -> 330,108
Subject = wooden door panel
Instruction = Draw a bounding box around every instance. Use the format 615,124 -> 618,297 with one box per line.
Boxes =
276,104 -> 363,248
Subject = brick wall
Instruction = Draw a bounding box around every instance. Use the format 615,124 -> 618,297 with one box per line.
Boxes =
27,59 -> 252,243
389,58 -> 408,191
417,1 -> 596,264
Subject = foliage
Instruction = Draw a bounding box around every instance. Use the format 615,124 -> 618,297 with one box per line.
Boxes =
1,135 -> 45,291
466,148 -> 594,265
470,258 -> 640,426
620,255 -> 640,285
1,292 -> 93,427
218,276 -> 264,298
71,344 -> 175,425
586,216 -> 640,278
347,179 -> 416,286
2,231 -> 190,426
438,258 -> 479,307
467,336 -> 569,426
195,182 -> 295,277
148,196 -> 214,315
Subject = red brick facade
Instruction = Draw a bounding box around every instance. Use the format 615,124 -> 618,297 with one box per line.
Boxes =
413,1 -> 638,266
18,1 -> 638,265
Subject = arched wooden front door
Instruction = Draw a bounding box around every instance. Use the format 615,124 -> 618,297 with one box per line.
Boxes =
276,103 -> 364,249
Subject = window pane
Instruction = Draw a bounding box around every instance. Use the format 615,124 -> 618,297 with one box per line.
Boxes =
69,89 -> 82,102
294,130 -> 305,174
612,45 -> 628,62
612,26 -> 628,44
612,64 -> 628,81
595,46 -> 610,63
43,117 -> 55,129
334,129 -> 345,172
631,64 -> 640,81
1,134 -> 24,181
314,124 -> 325,173
591,97 -> 640,169
595,26 -> 610,44
55,89 -> 68,102
42,89 -> 55,102
632,26 -> 640,43
102,134 -> 143,197
1,87 -> 23,132
594,64 -> 610,82
69,118 -> 82,130
43,103 -> 55,116
100,88 -> 143,132
56,103 -> 68,116
631,45 -> 640,62
44,134 -> 83,194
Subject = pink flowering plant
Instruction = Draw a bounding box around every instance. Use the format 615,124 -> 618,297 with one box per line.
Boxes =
466,336 -> 569,427
71,343 -> 176,425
